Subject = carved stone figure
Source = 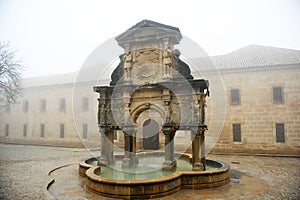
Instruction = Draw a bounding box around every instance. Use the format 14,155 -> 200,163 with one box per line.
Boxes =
162,46 -> 173,76
123,52 -> 133,79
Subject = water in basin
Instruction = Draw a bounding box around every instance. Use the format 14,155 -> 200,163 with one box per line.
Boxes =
86,155 -> 222,181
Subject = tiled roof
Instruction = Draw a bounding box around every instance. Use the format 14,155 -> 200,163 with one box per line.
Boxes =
189,45 -> 300,71
22,45 -> 300,87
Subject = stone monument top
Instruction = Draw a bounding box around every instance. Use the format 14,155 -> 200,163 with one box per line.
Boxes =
111,19 -> 193,86
116,19 -> 182,49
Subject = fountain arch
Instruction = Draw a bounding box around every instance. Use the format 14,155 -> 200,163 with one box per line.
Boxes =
142,118 -> 160,150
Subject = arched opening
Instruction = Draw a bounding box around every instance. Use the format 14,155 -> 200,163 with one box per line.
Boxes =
142,119 -> 160,150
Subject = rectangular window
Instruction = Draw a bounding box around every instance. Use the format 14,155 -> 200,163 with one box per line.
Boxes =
230,89 -> 240,105
60,124 -> 65,138
23,100 -> 29,112
273,86 -> 283,103
82,97 -> 89,111
5,103 -> 11,112
276,123 -> 285,142
40,99 -> 46,112
23,124 -> 27,137
59,98 -> 66,112
83,124 -> 88,139
40,124 -> 45,138
5,124 -> 9,136
233,124 -> 241,142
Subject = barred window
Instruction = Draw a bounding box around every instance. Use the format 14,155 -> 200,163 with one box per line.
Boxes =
231,89 -> 240,105
233,124 -> 241,142
276,123 -> 285,142
23,100 -> 29,112
273,87 -> 283,103
60,124 -> 65,138
82,97 -> 89,111
40,124 -> 45,138
5,124 -> 9,136
40,99 -> 46,112
59,98 -> 66,112
82,124 -> 88,139
5,103 -> 10,112
23,124 -> 27,137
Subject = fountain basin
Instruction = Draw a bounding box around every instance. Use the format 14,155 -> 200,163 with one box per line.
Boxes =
79,152 -> 229,199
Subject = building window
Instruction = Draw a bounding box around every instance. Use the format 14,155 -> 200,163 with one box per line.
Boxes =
40,99 -> 46,112
59,98 -> 66,112
276,123 -> 285,142
230,89 -> 240,105
232,124 -> 241,142
82,97 -> 89,111
5,124 -> 9,136
5,103 -> 11,112
23,124 -> 27,137
60,124 -> 65,138
23,100 -> 29,112
82,124 -> 88,139
40,124 -> 45,138
273,86 -> 283,103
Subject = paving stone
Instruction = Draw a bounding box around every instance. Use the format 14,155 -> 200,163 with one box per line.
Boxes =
0,143 -> 299,199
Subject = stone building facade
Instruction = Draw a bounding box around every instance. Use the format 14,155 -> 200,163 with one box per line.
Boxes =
0,45 -> 299,155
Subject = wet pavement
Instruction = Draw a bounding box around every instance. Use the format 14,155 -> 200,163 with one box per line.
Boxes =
0,143 -> 299,199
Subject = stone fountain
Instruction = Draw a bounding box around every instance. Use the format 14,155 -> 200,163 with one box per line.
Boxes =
79,20 -> 229,199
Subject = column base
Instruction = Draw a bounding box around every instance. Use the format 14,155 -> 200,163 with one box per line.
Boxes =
162,160 -> 177,170
121,156 -> 139,168
192,162 -> 204,171
98,157 -> 108,166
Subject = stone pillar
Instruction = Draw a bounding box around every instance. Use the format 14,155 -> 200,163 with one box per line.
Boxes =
98,128 -> 114,166
191,128 -> 204,171
122,126 -> 138,168
122,132 -> 130,167
162,127 -> 176,170
200,132 -> 206,170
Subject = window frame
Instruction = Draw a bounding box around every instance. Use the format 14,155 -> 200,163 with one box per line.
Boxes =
59,98 -> 66,112
232,123 -> 242,142
275,123 -> 285,143
230,88 -> 241,105
40,124 -> 45,138
60,124 -> 65,138
82,97 -> 89,111
23,100 -> 29,112
272,86 -> 284,104
23,124 -> 27,137
82,124 -> 88,139
40,99 -> 47,112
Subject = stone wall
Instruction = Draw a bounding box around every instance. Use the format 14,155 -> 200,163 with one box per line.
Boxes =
0,66 -> 299,155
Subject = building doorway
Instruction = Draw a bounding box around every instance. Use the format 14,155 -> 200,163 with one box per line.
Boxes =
142,119 -> 160,150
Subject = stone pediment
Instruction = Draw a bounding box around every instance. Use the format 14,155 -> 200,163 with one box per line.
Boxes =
116,19 -> 182,48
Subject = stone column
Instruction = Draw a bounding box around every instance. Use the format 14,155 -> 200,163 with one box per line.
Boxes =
98,127 -> 114,166
191,128 -> 204,171
122,126 -> 138,168
122,132 -> 130,167
162,127 -> 176,170
200,132 -> 206,170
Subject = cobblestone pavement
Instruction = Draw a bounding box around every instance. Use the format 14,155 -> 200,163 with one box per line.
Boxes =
0,143 -> 299,200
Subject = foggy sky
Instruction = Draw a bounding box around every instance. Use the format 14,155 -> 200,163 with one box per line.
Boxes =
0,0 -> 299,78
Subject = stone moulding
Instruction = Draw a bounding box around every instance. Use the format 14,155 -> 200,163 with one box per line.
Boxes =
79,153 -> 230,199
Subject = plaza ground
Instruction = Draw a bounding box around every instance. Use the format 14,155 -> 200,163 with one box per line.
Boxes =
0,143 -> 299,199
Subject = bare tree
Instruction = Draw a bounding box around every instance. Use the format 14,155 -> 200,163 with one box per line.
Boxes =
0,42 -> 23,108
